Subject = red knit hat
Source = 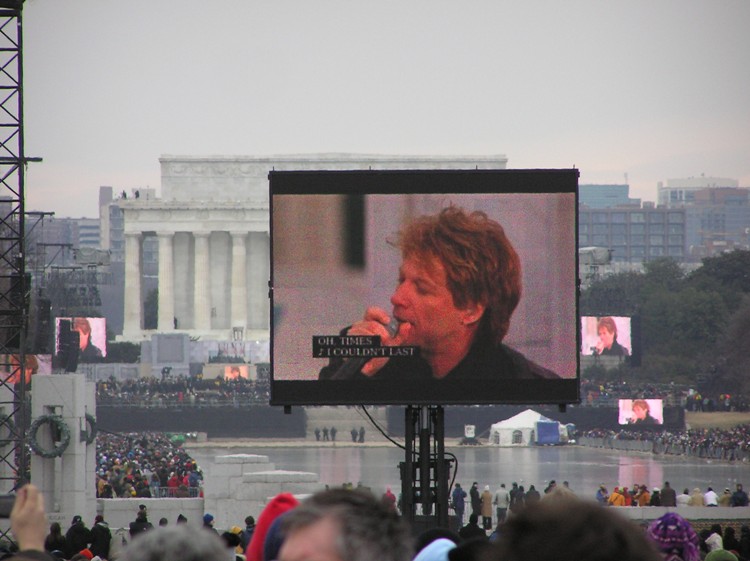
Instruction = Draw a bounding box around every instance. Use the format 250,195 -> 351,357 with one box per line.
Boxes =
245,492 -> 299,561
79,549 -> 94,560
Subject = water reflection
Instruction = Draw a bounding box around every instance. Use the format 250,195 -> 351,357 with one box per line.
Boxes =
190,444 -> 749,501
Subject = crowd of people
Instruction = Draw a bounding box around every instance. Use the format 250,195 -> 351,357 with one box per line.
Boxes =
579,377 -> 749,412
578,422 -> 750,461
596,481 -> 749,509
95,376 -> 270,407
94,431 -> 203,499
7,481 -> 750,561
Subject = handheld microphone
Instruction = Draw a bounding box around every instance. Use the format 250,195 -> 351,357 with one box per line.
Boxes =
329,318 -> 399,380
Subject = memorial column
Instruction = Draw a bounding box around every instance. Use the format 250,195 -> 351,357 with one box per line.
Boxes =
157,231 -> 175,331
230,231 -> 248,330
193,231 -> 212,330
123,232 -> 142,335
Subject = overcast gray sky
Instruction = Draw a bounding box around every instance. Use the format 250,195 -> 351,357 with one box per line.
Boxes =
22,0 -> 750,218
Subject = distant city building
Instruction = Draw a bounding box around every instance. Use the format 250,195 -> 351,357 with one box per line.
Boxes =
657,175 -> 738,207
684,187 -> 750,260
578,203 -> 686,264
579,184 -> 640,208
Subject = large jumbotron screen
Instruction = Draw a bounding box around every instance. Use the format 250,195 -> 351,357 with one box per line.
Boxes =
269,169 -> 580,406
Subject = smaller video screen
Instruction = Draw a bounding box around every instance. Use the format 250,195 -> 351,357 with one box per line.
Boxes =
581,316 -> 632,357
224,365 -> 249,380
618,399 -> 664,426
2,353 -> 52,384
55,317 -> 107,362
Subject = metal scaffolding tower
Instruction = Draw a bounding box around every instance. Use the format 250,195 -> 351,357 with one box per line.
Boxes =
0,0 -> 32,522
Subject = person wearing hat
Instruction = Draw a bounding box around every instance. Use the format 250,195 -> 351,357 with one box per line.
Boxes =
705,551 -> 739,561
646,512 -> 701,561
470,482 -> 481,518
203,513 -> 219,535
719,488 -> 733,507
65,515 -> 91,560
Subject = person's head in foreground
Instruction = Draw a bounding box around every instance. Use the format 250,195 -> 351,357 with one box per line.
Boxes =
278,487 -> 413,561
119,524 -> 227,561
646,512 -> 701,561
391,206 -> 521,350
481,498 -> 662,561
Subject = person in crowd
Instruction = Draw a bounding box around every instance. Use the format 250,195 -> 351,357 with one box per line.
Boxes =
650,488 -> 662,507
677,488 -> 691,507
202,513 -> 219,535
705,551 -> 739,561
318,206 -> 561,381
221,530 -> 245,561
646,512 -> 701,561
487,497 -> 661,561
636,485 -> 651,506
382,486 -> 397,512
739,526 -> 750,559
595,484 -> 609,504
509,482 -> 524,513
607,486 -> 626,506
458,513 -> 487,542
451,483 -> 467,525
119,525 -> 228,561
44,522 -> 67,555
88,515 -> 111,560
470,482 -> 482,518
65,515 -> 91,559
705,486 -> 720,507
544,480 -> 556,494
731,484 -> 749,507
245,492 -> 299,561
158,517 -> 168,527
277,488 -> 413,561
594,316 -> 629,357
525,484 -> 541,505
413,537 -> 456,561
480,485 -> 493,530
492,483 -> 510,524
128,508 -> 153,539
688,487 -> 705,507
719,488 -> 733,507
723,527 -> 741,553
661,481 -> 677,507
705,524 -> 724,552
239,515 -> 255,551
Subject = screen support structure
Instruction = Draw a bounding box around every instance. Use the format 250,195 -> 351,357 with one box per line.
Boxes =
400,405 -> 451,529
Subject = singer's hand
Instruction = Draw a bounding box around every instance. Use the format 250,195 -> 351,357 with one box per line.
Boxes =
347,307 -> 411,377
595,340 -> 605,354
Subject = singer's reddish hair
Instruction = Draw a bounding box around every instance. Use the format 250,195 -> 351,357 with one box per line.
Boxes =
392,206 -> 521,344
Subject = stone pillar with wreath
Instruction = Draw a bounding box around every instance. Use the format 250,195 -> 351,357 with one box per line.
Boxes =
29,374 -> 97,527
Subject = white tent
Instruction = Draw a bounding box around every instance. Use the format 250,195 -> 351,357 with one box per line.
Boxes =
488,409 -> 564,446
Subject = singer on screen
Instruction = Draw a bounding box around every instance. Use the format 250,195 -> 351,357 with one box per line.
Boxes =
318,206 -> 561,381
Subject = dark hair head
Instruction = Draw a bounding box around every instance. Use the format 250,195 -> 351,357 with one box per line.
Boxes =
487,499 -> 662,561
394,206 -> 522,343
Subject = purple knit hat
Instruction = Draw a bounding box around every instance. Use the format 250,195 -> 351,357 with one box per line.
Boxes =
646,512 -> 701,561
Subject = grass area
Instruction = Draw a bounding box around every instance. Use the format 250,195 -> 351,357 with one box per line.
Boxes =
685,411 -> 750,430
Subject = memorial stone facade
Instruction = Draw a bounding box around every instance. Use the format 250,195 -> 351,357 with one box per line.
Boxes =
119,154 -> 508,342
